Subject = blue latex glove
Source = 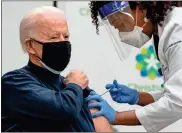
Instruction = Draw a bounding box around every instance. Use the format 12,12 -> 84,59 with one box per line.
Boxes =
85,91 -> 116,124
106,80 -> 139,105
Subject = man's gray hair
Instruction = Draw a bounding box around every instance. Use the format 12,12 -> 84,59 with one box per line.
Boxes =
19,6 -> 64,52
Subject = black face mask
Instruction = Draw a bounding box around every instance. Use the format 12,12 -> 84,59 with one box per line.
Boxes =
31,38 -> 71,74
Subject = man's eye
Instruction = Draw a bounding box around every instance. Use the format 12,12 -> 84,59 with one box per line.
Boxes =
65,36 -> 69,39
50,37 -> 58,39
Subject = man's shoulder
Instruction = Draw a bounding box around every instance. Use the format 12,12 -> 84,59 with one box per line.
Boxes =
3,66 -> 28,78
2,66 -> 37,87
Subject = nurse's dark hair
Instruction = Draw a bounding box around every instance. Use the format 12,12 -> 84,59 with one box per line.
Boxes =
89,1 -> 182,34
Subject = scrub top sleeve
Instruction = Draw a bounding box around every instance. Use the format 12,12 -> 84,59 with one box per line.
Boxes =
149,90 -> 163,102
135,69 -> 182,132
2,71 -> 84,121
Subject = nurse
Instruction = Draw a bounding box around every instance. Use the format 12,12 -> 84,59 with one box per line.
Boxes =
86,1 -> 182,132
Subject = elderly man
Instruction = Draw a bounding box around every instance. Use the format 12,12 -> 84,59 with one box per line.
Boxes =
2,6 -> 113,132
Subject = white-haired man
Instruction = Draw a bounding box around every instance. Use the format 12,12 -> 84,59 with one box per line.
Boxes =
2,6 -> 113,132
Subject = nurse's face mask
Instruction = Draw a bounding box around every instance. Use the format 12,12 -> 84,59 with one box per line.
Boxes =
98,1 -> 150,61
30,38 -> 71,74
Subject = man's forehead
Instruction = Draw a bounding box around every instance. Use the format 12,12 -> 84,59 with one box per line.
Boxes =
39,25 -> 69,39
19,6 -> 69,44
36,16 -> 67,29
33,12 -> 69,39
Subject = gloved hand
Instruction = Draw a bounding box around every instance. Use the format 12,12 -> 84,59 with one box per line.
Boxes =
106,80 -> 139,105
85,91 -> 116,124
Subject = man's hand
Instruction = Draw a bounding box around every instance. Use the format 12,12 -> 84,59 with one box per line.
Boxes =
85,91 -> 116,124
64,70 -> 89,89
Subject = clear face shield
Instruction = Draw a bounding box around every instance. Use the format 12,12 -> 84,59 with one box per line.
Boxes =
98,1 -> 150,61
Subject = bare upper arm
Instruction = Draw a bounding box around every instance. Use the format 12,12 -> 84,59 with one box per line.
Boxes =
89,100 -> 113,132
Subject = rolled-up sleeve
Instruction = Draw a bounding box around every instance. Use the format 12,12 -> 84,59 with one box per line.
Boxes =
2,71 -> 83,121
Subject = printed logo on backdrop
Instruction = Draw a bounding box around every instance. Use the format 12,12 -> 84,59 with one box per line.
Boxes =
128,83 -> 162,92
127,45 -> 163,93
79,7 -> 90,16
79,7 -> 104,26
136,45 -> 162,80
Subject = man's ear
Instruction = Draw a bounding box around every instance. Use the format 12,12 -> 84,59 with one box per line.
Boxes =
24,39 -> 36,54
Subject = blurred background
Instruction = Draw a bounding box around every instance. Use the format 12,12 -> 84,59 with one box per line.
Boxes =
2,1 -> 182,132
